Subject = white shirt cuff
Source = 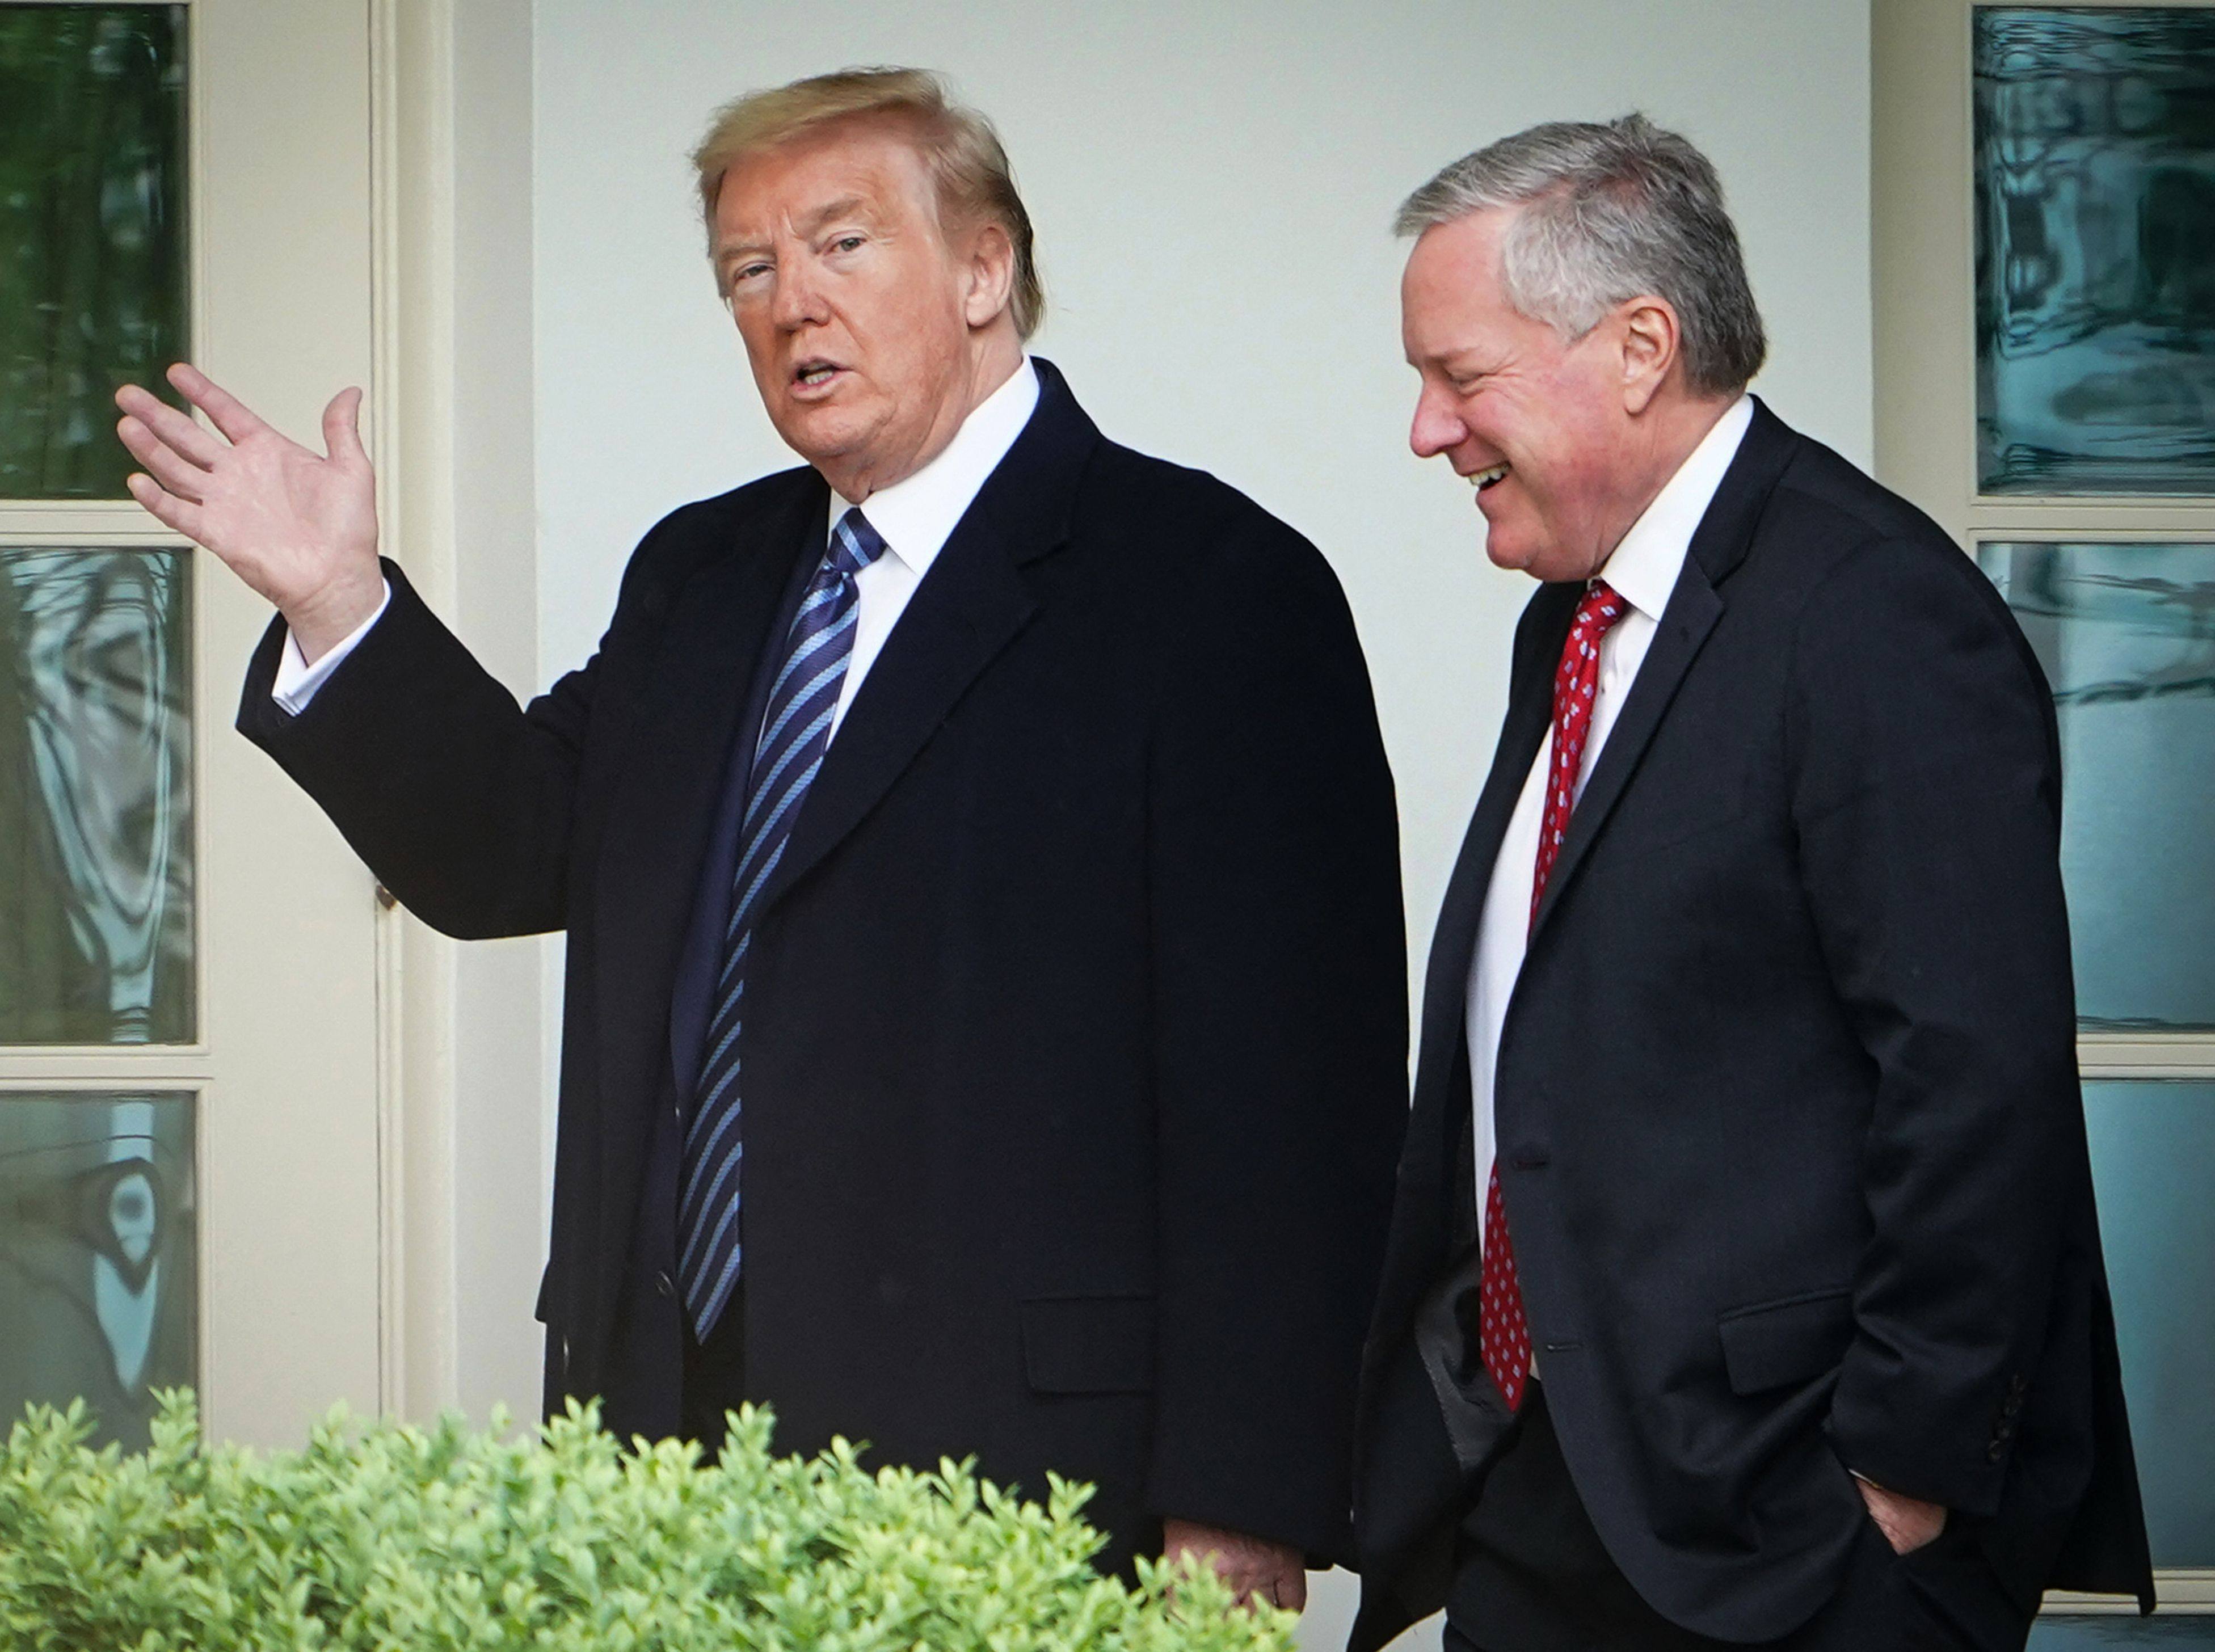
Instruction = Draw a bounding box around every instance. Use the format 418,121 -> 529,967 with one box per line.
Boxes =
271,579 -> 392,715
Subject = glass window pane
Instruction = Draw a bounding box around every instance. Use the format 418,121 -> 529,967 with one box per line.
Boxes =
2083,1080 -> 2215,1570
1979,542 -> 2215,1031
0,549 -> 193,1045
1974,8 -> 2215,495
0,5 -> 188,500
0,1091 -> 196,1452
2032,1617 -> 2215,1647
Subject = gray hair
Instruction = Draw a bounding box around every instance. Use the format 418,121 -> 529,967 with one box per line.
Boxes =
1396,114 -> 1765,397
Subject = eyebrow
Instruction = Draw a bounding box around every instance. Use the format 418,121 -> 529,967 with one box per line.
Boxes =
717,194 -> 881,266
1431,349 -> 1505,376
799,195 -> 873,235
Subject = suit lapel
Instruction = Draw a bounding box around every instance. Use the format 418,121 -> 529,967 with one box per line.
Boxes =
753,359 -> 1098,916
1374,582 -> 1574,1355
1413,584 -> 1576,1093
591,472 -> 824,1301
1526,398 -> 1800,941
1525,563 -> 1723,939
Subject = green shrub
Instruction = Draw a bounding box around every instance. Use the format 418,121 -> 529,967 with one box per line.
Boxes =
0,1392 -> 1295,1652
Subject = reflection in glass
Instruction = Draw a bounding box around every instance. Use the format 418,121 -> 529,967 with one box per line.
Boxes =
2083,1081 -> 2215,1569
0,1092 -> 196,1452
1974,9 -> 2215,494
2031,1615 -> 2215,1647
1980,543 -> 2215,1030
0,550 -> 193,1045
0,6 -> 188,499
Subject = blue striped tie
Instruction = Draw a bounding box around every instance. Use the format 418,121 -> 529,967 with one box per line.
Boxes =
679,507 -> 890,1339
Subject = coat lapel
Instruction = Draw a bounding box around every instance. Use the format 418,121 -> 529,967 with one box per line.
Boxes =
753,359 -> 1098,916
590,473 -> 824,1301
1526,398 -> 1799,941
1372,583 -> 1574,1355
1413,584 -> 1576,1095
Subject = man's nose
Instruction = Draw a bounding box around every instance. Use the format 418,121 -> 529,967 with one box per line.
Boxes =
1409,389 -> 1466,460
772,258 -> 828,330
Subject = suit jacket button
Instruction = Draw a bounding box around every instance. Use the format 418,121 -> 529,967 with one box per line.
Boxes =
1987,1439 -> 2006,1461
656,1271 -> 675,1299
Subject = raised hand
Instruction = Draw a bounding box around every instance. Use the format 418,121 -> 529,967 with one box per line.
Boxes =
116,363 -> 385,661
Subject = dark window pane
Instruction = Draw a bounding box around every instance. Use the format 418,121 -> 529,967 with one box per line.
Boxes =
0,6 -> 188,499
1980,542 -> 2215,1030
0,549 -> 193,1044
2083,1080 -> 2215,1569
0,1091 -> 196,1452
1974,8 -> 2215,494
2032,1616 -> 2215,1646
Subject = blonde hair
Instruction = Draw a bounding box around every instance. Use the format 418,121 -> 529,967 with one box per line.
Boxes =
691,66 -> 1045,339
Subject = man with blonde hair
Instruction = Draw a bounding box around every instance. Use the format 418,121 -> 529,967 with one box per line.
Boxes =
115,68 -> 1407,1604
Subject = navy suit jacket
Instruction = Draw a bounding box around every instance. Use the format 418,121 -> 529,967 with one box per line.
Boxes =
1350,402 -> 2153,1645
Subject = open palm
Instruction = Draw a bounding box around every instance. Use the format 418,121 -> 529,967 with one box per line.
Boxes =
116,363 -> 385,658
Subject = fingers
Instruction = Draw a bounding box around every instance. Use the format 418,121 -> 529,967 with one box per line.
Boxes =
1239,1563 -> 1304,1612
167,361 -> 271,444
116,415 -> 210,504
114,382 -> 226,469
124,473 -> 207,543
322,385 -> 369,467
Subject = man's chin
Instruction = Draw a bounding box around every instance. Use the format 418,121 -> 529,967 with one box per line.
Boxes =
773,407 -> 870,470
1482,533 -> 1541,576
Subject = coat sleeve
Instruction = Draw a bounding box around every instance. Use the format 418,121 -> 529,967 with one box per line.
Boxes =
1787,532 -> 2083,1518
1142,505 -> 1410,1562
233,547 -> 651,941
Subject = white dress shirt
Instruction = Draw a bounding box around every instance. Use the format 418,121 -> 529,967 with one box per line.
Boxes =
272,358 -> 1042,723
1463,395 -> 1754,1261
819,357 -> 1038,740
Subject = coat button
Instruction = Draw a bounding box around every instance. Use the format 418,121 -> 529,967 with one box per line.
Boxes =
1987,1439 -> 2005,1461
656,1271 -> 675,1299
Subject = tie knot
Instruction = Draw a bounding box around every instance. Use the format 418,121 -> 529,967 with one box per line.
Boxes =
831,508 -> 890,578
1574,578 -> 1628,637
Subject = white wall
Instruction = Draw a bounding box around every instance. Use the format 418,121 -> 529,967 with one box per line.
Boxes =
527,1 -> 1870,1641
450,0 -> 548,1429
533,0 -> 1871,998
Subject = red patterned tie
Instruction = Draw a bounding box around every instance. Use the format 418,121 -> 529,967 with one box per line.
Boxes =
1480,579 -> 1628,1410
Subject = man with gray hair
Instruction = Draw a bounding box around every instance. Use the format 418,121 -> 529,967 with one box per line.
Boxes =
113,67 -> 1409,1606
1350,115 -> 2150,1650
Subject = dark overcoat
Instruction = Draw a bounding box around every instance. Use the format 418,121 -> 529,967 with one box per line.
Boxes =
239,363 -> 1409,1566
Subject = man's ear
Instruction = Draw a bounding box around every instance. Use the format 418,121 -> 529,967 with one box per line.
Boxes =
1618,296 -> 1681,415
962,221 -> 1017,330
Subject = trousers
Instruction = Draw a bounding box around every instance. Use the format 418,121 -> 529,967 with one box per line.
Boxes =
679,1280 -> 747,1458
1445,1383 -> 2033,1652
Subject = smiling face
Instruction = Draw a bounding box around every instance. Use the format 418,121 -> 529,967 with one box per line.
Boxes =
713,120 -> 1016,500
1401,206 -> 1667,583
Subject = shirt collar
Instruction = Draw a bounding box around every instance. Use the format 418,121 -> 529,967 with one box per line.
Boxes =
1594,393 -> 1754,621
828,357 -> 1041,575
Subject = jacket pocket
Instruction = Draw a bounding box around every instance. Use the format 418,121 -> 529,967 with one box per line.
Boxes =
1020,1294 -> 1155,1394
1717,1288 -> 1854,1395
